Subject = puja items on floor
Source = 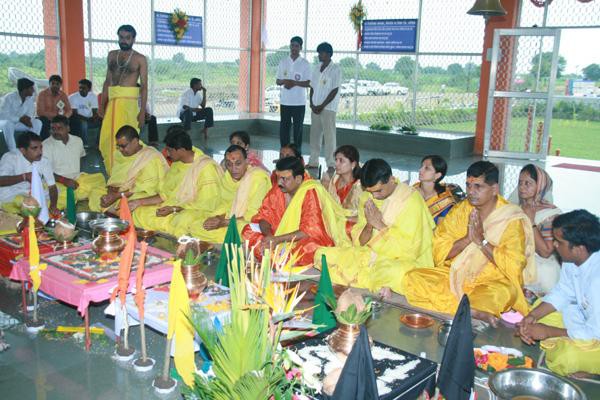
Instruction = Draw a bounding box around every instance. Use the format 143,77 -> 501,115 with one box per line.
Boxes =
474,345 -> 534,373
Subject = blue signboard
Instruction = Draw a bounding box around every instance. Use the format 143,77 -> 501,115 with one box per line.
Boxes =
154,12 -> 203,47
361,19 -> 418,53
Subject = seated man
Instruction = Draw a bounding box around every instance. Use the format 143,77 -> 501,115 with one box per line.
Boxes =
517,210 -> 600,377
178,78 -> 214,139
88,125 -> 168,212
43,116 -> 106,209
242,156 -> 348,266
402,161 -> 536,325
68,78 -> 102,147
316,159 -> 434,298
191,144 -> 270,243
0,78 -> 43,151
132,129 -> 222,237
0,132 -> 59,215
36,75 -> 72,140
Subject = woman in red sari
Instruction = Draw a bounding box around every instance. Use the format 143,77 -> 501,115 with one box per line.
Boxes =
228,130 -> 268,171
413,155 -> 456,224
322,145 -> 362,236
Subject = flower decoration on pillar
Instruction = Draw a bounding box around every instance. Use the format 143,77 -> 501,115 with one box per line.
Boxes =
349,0 -> 367,50
169,8 -> 189,42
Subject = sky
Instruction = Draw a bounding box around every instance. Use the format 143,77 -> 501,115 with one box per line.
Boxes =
1,0 -> 599,74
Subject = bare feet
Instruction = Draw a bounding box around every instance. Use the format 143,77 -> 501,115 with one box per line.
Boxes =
471,309 -> 500,327
570,371 -> 600,380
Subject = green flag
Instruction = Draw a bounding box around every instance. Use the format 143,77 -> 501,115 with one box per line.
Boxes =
66,187 -> 76,224
312,254 -> 337,332
215,216 -> 241,287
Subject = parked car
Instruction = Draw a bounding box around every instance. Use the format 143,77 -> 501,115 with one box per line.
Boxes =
383,82 -> 409,95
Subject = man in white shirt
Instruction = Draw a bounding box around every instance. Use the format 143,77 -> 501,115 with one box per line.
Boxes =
0,131 -> 58,216
0,78 -> 42,151
276,36 -> 311,151
68,78 -> 101,147
43,116 -> 106,209
178,78 -> 214,139
308,42 -> 341,171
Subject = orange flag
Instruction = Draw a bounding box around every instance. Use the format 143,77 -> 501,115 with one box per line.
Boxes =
119,195 -> 135,236
134,241 -> 148,320
110,226 -> 136,306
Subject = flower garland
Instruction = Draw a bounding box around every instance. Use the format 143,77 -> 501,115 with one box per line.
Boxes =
349,0 -> 367,50
169,8 -> 189,42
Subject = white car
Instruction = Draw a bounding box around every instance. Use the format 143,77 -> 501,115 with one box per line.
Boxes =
265,86 -> 280,112
383,82 -> 409,95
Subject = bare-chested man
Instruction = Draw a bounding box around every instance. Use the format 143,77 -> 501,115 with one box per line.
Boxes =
98,24 -> 148,175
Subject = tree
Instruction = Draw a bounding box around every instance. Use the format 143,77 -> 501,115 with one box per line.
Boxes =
583,64 -> 600,81
530,52 -> 567,78
339,57 -> 360,69
447,63 -> 464,76
394,56 -> 416,80
172,53 -> 186,63
365,62 -> 381,71
265,46 -> 288,68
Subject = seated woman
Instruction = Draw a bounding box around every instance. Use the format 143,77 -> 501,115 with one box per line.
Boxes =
226,130 -> 267,171
322,145 -> 362,234
413,155 -> 456,224
511,164 -> 561,295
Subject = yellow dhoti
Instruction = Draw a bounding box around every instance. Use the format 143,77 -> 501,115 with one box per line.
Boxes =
99,86 -> 140,175
56,173 -> 106,209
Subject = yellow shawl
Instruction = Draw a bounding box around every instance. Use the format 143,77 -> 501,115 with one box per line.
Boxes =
108,145 -> 168,191
327,173 -> 362,216
176,149 -> 223,205
228,166 -> 270,218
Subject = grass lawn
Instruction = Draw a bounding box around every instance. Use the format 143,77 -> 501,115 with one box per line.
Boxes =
429,119 -> 600,160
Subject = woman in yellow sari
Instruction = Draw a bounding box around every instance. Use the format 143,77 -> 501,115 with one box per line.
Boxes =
322,145 -> 362,236
413,155 -> 456,224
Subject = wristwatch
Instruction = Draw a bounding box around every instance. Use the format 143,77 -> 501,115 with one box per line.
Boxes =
479,239 -> 488,249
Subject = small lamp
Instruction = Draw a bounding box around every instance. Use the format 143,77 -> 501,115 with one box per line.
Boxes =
467,0 -> 507,19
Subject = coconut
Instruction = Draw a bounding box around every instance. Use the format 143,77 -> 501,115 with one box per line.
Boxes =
22,196 -> 40,209
322,367 -> 342,396
54,219 -> 76,240
335,288 -> 366,315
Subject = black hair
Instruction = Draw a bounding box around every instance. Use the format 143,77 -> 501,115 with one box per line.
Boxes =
360,159 -> 392,188
280,143 -> 301,159
17,78 -> 34,92
520,164 -> 538,182
276,156 -> 305,178
552,210 -> 600,253
78,79 -> 92,89
117,24 -> 137,38
190,78 -> 201,88
49,75 -> 62,84
422,155 -> 448,195
335,145 -> 361,180
466,161 -> 499,185
290,36 -> 303,46
115,125 -> 139,141
316,42 -> 333,57
165,131 -> 192,151
17,131 -> 42,149
51,115 -> 69,127
225,144 -> 247,159
229,130 -> 250,147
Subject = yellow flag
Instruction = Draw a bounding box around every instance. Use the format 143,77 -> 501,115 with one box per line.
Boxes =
166,259 -> 196,386
28,216 -> 46,293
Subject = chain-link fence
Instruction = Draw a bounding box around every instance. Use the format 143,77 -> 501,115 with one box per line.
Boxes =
0,0 -> 60,96
261,0 -> 484,133
83,0 -> 250,118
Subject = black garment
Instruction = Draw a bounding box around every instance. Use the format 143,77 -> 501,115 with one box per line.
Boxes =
329,325 -> 379,400
36,116 -> 51,140
145,114 -> 158,143
179,107 -> 214,131
69,115 -> 101,147
279,104 -> 305,150
437,295 -> 476,400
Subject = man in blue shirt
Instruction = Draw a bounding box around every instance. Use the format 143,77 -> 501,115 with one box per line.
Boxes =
517,209 -> 600,376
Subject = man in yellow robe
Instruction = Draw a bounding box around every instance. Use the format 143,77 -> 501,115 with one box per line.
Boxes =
43,116 -> 106,209
132,129 -> 222,237
517,210 -> 600,377
316,159 -> 435,297
88,125 -> 168,212
402,161 -> 536,325
190,144 -> 270,243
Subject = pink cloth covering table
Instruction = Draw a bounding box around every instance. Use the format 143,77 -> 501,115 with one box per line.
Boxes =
9,243 -> 174,350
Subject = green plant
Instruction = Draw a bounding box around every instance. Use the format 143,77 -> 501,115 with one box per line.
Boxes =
325,294 -> 372,325
183,247 -> 202,266
369,123 -> 392,131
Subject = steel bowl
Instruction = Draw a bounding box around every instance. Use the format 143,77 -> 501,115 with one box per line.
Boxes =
88,218 -> 129,233
489,368 -> 587,400
76,212 -> 104,230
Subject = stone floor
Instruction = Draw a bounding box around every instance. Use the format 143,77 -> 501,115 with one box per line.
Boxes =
1,129 -> 599,399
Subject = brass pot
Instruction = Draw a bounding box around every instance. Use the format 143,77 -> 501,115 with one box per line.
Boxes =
92,231 -> 126,260
327,323 -> 373,356
181,264 -> 208,300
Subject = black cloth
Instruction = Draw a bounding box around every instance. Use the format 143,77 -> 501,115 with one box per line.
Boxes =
179,107 -> 214,131
36,116 -> 51,140
437,295 -> 476,400
279,104 -> 305,151
330,325 -> 379,400
145,114 -> 158,143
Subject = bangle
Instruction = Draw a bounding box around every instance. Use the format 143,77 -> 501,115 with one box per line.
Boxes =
172,207 -> 177,214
